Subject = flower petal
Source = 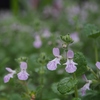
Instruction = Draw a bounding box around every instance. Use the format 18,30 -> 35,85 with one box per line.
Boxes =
65,62 -> 77,73
6,67 -> 13,73
4,74 -> 10,83
53,48 -> 60,57
70,32 -> 79,43
80,83 -> 90,96
20,62 -> 27,69
96,62 -> 100,70
33,35 -> 42,48
67,50 -> 74,58
47,59 -> 59,70
17,71 -> 29,80
82,74 -> 88,82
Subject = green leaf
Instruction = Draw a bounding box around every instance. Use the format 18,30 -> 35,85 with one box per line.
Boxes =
9,94 -> 22,100
74,52 -> 87,76
72,97 -> 81,100
57,77 -> 77,95
51,83 -> 61,95
82,24 -> 100,39
35,85 -> 44,97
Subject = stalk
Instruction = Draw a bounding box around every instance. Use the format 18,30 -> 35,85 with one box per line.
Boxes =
73,73 -> 78,98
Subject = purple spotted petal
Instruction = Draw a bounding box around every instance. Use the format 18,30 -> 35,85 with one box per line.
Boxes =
47,58 -> 60,70
96,62 -> 100,70
6,67 -> 13,73
53,48 -> 60,57
17,71 -> 29,80
80,83 -> 90,96
4,74 -> 11,83
67,50 -> 74,58
20,62 -> 27,69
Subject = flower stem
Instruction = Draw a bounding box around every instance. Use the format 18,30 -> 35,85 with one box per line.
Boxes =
39,65 -> 45,99
73,73 -> 78,98
87,66 -> 98,79
94,40 -> 98,62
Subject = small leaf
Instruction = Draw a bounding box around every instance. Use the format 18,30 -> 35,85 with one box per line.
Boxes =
57,77 -> 77,95
82,24 -> 100,39
74,52 -> 87,76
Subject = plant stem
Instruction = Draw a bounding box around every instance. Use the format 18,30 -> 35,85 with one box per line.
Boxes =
39,65 -> 45,99
87,66 -> 98,79
10,0 -> 19,15
40,66 -> 44,85
73,73 -> 78,98
94,40 -> 98,62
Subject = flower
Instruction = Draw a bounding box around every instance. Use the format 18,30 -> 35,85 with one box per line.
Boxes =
33,35 -> 42,48
17,62 -> 29,80
42,29 -> 51,38
64,50 -> 77,73
70,32 -> 79,43
80,74 -> 92,96
47,48 -> 62,70
96,61 -> 100,70
4,67 -> 16,83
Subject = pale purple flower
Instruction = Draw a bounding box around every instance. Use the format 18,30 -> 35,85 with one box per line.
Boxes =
96,62 -> 100,70
70,32 -> 79,43
53,0 -> 63,10
66,5 -> 80,24
80,75 -> 92,96
80,83 -> 90,96
42,29 -> 51,38
64,59 -> 77,73
4,67 -> 16,83
43,6 -> 52,18
17,62 -> 29,80
64,50 -> 77,73
33,35 -> 42,48
47,48 -> 62,70
67,50 -> 74,59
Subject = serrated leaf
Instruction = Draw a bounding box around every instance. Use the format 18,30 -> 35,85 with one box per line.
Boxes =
57,77 -> 77,95
82,24 -> 100,39
74,52 -> 87,76
51,83 -> 61,95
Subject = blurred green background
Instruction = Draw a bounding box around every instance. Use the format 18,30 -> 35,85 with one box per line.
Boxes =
1,0 -> 100,100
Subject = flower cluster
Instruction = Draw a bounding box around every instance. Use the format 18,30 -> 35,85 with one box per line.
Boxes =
4,62 -> 29,83
47,48 -> 77,73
